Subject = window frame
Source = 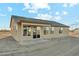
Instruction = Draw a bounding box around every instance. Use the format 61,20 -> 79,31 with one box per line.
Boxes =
23,25 -> 31,36
50,27 -> 54,34
43,27 -> 49,35
59,27 -> 63,34
14,24 -> 17,32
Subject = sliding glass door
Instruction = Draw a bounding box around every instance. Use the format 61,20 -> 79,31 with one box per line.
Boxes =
33,26 -> 40,38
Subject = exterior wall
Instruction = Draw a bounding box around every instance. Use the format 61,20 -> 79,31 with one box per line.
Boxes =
41,27 -> 69,39
10,19 -> 20,42
11,20 -> 69,42
19,22 -> 51,41
17,23 -> 22,42
18,22 -> 69,42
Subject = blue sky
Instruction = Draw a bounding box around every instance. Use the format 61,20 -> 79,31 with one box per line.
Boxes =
0,3 -> 79,29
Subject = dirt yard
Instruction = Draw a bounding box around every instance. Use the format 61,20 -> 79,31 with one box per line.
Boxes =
0,30 -> 11,39
0,36 -> 79,56
0,30 -> 79,56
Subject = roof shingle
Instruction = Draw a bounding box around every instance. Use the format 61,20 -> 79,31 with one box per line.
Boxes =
11,15 -> 69,27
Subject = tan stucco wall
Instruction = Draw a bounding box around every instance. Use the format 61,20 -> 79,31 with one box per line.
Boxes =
10,19 -> 20,42
41,27 -> 69,39
18,22 -> 69,41
11,21 -> 69,42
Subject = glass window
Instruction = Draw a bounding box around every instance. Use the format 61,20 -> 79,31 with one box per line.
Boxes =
50,27 -> 54,34
28,26 -> 31,36
14,24 -> 17,31
37,27 -> 40,35
23,29 -> 27,36
23,26 -> 31,36
43,27 -> 49,35
59,28 -> 63,34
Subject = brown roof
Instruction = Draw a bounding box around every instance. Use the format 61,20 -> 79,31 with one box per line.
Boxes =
11,15 -> 69,27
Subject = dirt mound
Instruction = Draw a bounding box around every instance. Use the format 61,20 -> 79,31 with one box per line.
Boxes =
0,30 -> 11,39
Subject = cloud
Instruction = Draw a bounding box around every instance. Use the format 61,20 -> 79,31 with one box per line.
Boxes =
54,16 -> 62,20
30,3 -> 50,10
28,10 -> 37,13
63,4 -> 68,8
63,11 -> 68,15
69,3 -> 78,7
5,28 -> 11,30
35,13 -> 62,21
63,3 -> 78,8
0,28 -> 10,30
35,13 -> 52,20
23,2 -> 30,10
23,3 -> 50,13
8,7 -> 13,12
55,11 -> 68,16
55,12 -> 60,15
0,0 -> 79,3
0,13 -> 6,16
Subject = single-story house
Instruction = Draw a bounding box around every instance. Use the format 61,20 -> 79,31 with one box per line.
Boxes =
10,15 -> 69,42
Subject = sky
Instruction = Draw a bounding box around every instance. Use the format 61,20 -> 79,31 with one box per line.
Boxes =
0,3 -> 79,30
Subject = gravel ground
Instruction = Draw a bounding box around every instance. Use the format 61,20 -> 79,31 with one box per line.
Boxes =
0,36 -> 79,56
